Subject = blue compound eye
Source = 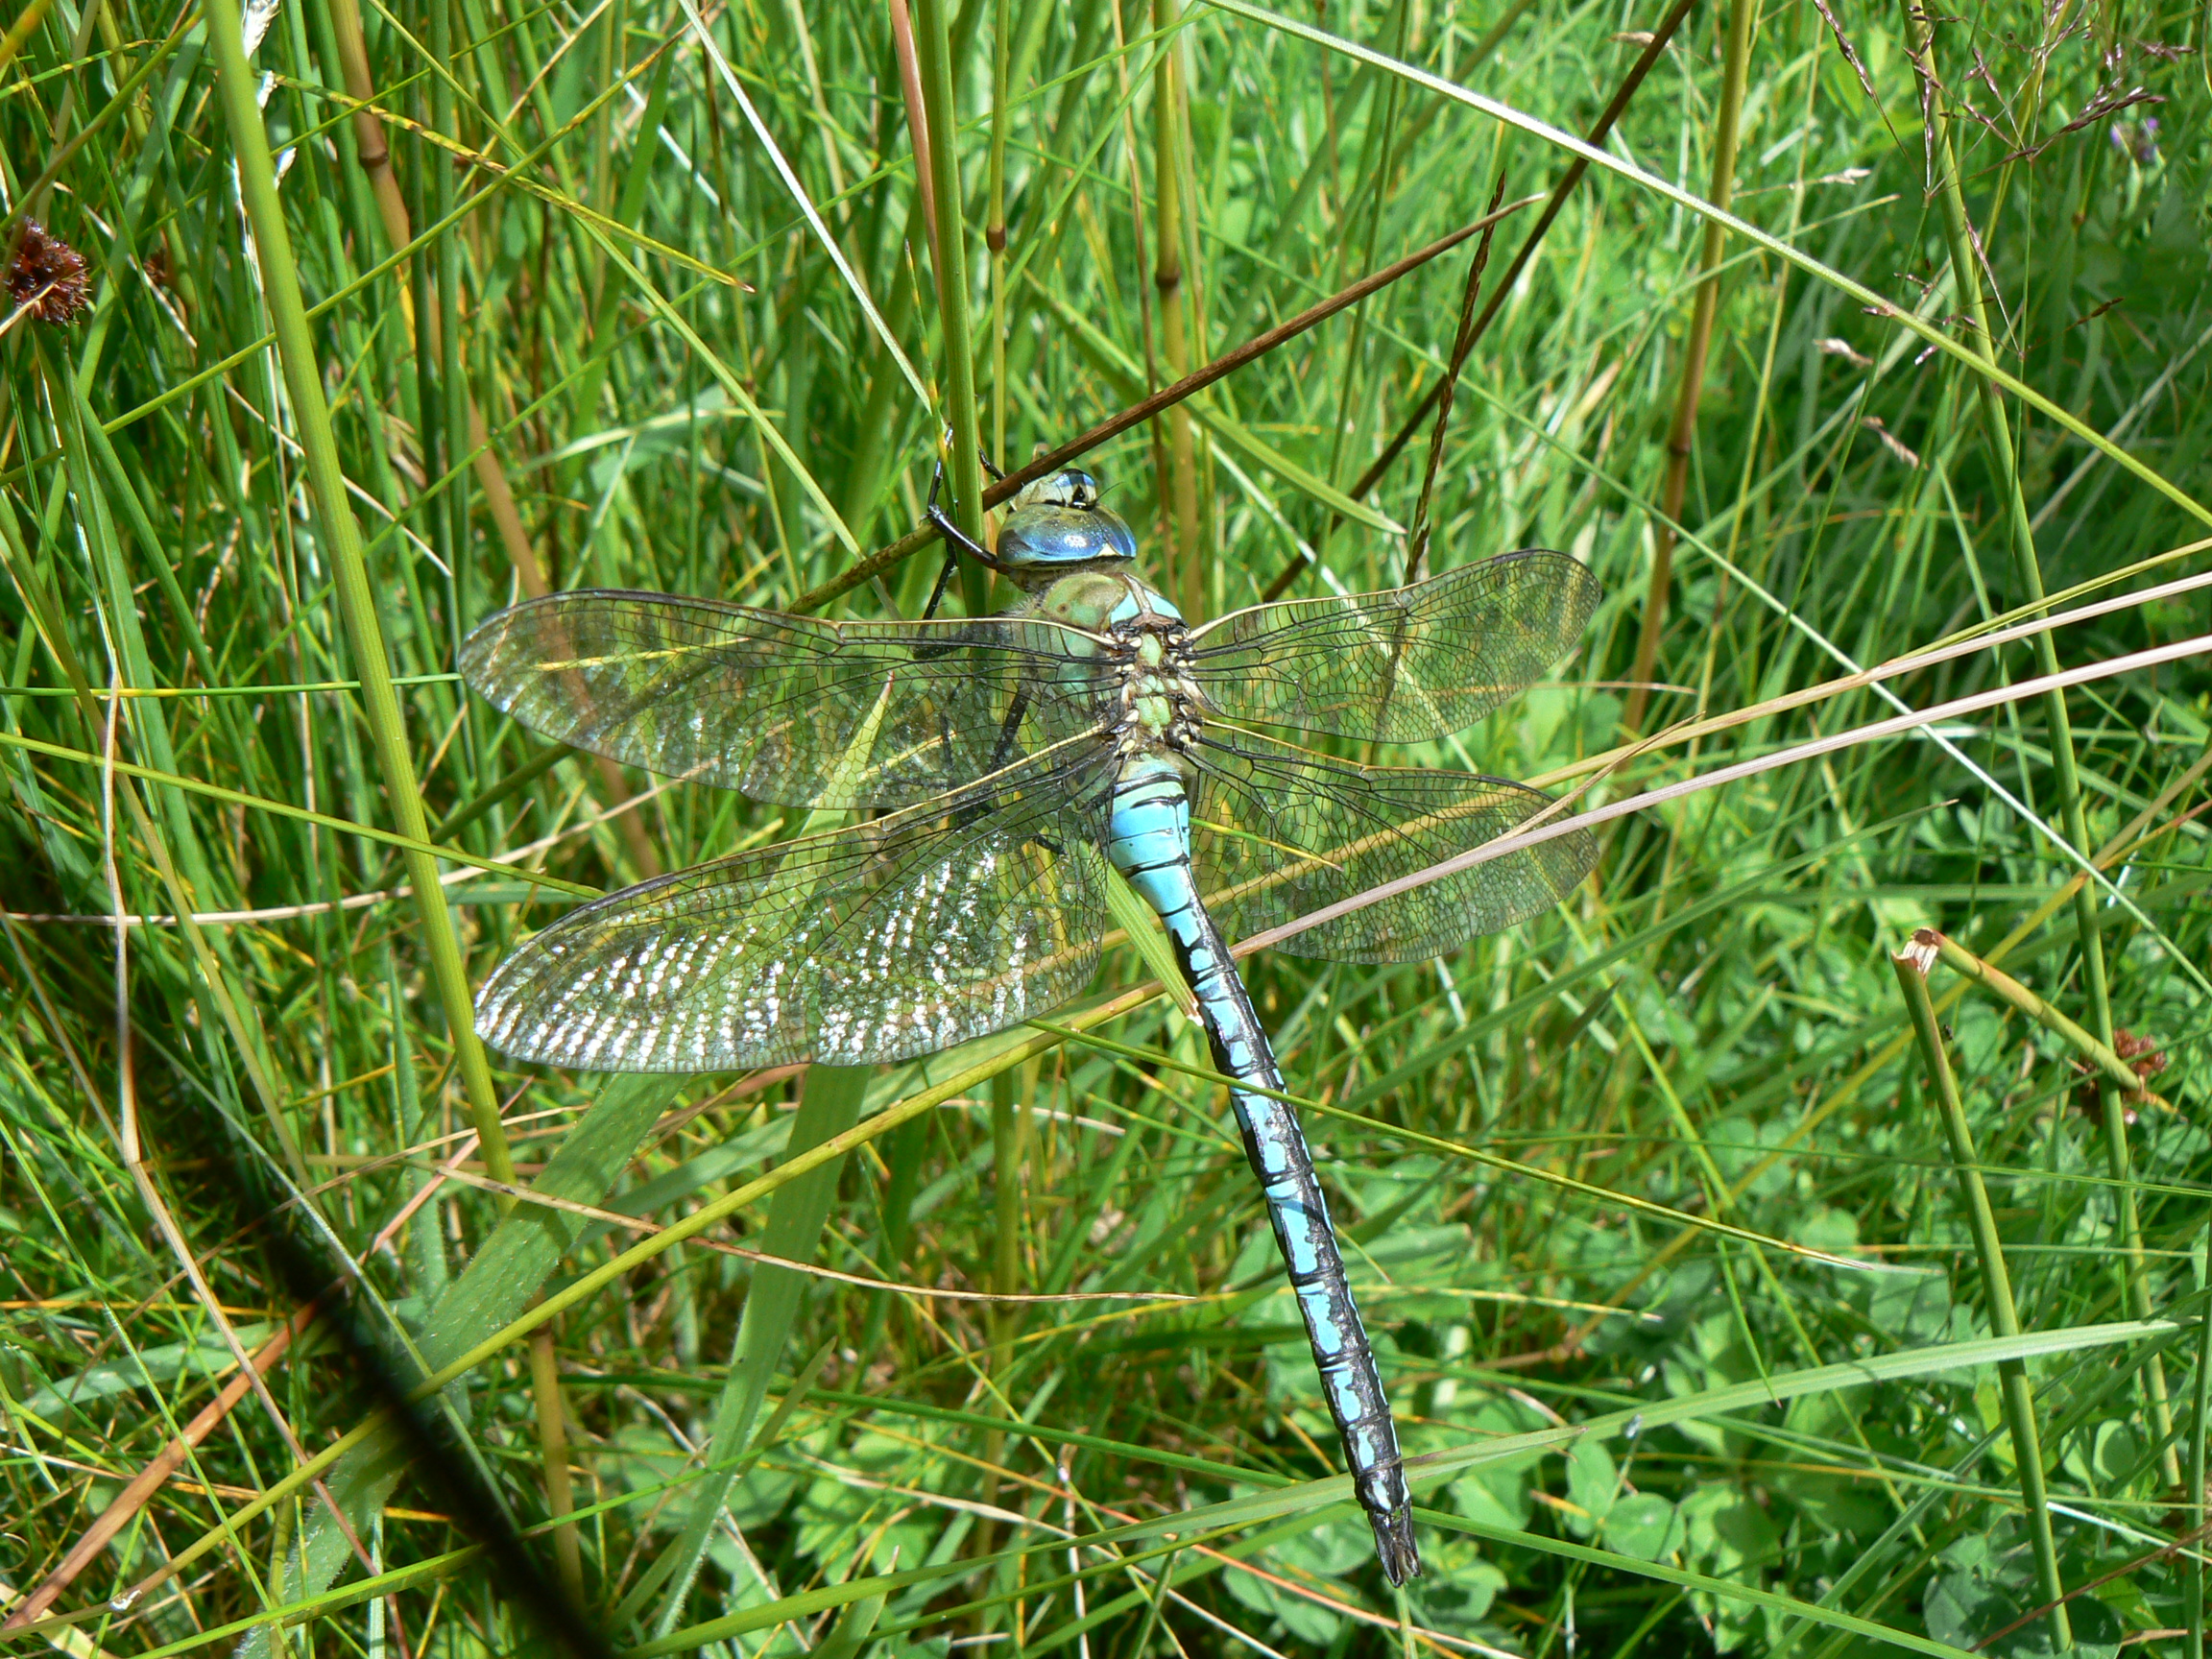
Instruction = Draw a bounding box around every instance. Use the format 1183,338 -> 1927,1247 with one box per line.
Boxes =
995,469 -> 1138,569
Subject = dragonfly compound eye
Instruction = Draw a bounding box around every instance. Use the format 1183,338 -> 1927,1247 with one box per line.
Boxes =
996,469 -> 1139,571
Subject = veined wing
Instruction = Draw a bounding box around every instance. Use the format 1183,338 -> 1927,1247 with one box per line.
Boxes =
1190,728 -> 1596,964
1184,551 -> 1599,742
476,745 -> 1114,1072
460,589 -> 1114,808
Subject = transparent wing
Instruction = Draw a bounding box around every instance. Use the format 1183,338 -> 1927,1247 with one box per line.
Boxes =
1185,551 -> 1600,742
1190,728 -> 1596,964
460,589 -> 1114,808
476,747 -> 1114,1072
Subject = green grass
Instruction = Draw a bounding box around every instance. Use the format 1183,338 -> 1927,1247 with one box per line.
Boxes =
2,0 -> 2209,1653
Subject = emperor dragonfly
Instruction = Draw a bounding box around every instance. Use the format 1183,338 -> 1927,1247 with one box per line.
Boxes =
459,469 -> 1599,1582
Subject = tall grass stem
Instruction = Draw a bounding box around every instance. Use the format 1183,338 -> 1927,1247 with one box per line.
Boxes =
1891,942 -> 2070,1651
2192,1233 -> 2210,1659
203,0 -> 515,1190
1152,0 -> 1201,614
1915,4 -> 2177,1483
914,0 -> 987,573
987,0 -> 1011,469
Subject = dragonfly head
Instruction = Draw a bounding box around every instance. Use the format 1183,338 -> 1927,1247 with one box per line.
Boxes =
992,469 -> 1139,583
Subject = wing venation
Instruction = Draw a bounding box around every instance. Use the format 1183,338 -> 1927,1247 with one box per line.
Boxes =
1186,551 -> 1599,742
475,749 -> 1114,1071
1190,730 -> 1596,963
460,589 -> 1112,808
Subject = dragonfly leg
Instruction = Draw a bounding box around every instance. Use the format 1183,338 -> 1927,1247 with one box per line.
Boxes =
918,452 -> 996,622
925,498 -> 1005,572
926,455 -> 1012,575
918,543 -> 963,623
946,685 -> 1038,829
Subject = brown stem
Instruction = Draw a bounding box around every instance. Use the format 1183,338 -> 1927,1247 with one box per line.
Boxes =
1320,0 -> 1702,557
787,197 -> 1540,615
528,1317 -> 584,1601
1403,172 -> 1508,586
1623,0 -> 1753,733
0,1303 -> 320,1630
885,0 -> 939,276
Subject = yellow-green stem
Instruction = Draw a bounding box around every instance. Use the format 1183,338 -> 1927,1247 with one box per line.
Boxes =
2190,1231 -> 2211,1659
1919,929 -> 2170,1110
526,1318 -> 583,1601
1152,0 -> 1201,616
914,0 -> 988,615
203,0 -> 515,1191
0,0 -> 57,77
987,0 -> 1011,467
1891,945 -> 2069,1651
1914,3 -> 2175,1483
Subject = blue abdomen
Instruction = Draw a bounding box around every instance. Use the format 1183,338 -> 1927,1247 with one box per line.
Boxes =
1101,750 -> 1418,1578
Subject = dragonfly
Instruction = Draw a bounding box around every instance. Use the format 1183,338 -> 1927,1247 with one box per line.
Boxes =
459,468 -> 1599,1583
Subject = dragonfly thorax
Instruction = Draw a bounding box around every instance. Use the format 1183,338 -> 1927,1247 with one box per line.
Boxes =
1019,569 -> 1206,756
1111,597 -> 1206,757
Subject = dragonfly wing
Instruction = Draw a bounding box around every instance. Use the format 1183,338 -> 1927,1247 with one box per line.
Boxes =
460,589 -> 1110,807
476,747 -> 1114,1071
1190,730 -> 1596,963
1184,550 -> 1599,742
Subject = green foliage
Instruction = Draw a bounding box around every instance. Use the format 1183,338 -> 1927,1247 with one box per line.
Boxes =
2,0 -> 2209,1650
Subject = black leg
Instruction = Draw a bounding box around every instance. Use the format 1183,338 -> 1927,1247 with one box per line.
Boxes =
986,685 -> 1034,776
919,544 -> 961,622
925,495 -> 999,568
926,455 -> 1003,570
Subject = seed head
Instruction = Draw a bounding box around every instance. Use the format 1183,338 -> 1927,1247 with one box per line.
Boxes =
7,223 -> 91,325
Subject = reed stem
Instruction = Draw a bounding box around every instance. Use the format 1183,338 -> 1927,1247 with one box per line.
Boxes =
914,0 -> 988,598
430,0 -> 470,758
987,0 -> 1011,469
204,0 -> 515,1191
526,1317 -> 583,1601
1913,1 -> 2176,1484
1152,0 -> 1201,615
1891,941 -> 2070,1652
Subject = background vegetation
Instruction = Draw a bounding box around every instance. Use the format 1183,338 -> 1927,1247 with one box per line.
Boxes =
1,0 -> 2208,1650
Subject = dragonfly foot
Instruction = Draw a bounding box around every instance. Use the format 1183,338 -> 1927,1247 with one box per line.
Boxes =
925,495 -> 1009,574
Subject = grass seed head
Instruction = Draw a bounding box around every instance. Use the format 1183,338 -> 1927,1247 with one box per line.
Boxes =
7,223 -> 90,325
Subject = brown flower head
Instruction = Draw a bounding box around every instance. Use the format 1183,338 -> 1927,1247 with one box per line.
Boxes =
7,223 -> 91,325
2071,1027 -> 2169,1126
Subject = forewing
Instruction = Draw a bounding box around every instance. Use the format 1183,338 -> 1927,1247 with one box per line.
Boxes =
1185,551 -> 1600,742
1190,730 -> 1596,964
460,589 -> 1110,808
475,749 -> 1114,1071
